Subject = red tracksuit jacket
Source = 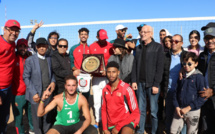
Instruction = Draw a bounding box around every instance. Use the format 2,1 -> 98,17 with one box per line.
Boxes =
102,80 -> 140,131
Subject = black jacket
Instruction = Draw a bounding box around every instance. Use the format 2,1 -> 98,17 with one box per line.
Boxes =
197,50 -> 215,109
51,51 -> 73,94
131,39 -> 164,88
161,49 -> 187,97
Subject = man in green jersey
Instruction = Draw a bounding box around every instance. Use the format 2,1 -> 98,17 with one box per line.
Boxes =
37,75 -> 97,134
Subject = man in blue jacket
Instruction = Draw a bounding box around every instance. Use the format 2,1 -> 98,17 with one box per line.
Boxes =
23,37 -> 55,134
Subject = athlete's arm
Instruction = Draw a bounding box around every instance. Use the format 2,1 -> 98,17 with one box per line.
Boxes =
75,95 -> 91,133
37,91 -> 58,117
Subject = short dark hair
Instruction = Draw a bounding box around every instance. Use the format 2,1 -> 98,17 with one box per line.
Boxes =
107,61 -> 119,70
162,35 -> 172,46
78,28 -> 89,34
48,31 -> 60,39
183,52 -> 198,63
189,30 -> 200,41
58,38 -> 68,46
174,34 -> 183,42
64,75 -> 78,84
160,29 -> 166,33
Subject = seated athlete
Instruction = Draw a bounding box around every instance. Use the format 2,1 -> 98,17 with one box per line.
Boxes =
102,61 -> 140,134
37,75 -> 97,134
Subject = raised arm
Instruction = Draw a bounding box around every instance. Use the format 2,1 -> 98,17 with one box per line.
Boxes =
37,90 -> 58,117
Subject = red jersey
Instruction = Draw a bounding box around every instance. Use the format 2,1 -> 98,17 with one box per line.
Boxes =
12,54 -> 28,95
89,41 -> 113,66
69,43 -> 90,69
0,36 -> 16,89
102,80 -> 140,131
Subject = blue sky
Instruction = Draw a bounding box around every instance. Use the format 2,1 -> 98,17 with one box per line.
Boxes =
0,0 -> 215,47
0,0 -> 214,26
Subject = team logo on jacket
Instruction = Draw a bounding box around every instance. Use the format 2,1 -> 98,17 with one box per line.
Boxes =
16,62 -> 19,66
87,50 -> 89,53
94,49 -> 96,51
117,92 -> 121,97
106,91 -> 108,95
78,49 -> 81,52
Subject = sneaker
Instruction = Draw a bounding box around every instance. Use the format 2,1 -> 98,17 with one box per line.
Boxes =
29,130 -> 35,134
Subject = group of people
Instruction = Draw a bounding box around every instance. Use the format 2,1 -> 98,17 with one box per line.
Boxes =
0,19 -> 215,134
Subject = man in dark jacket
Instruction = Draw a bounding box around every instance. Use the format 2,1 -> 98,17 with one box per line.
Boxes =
161,34 -> 187,134
52,38 -> 74,94
26,21 -> 59,56
131,25 -> 164,134
197,23 -> 215,134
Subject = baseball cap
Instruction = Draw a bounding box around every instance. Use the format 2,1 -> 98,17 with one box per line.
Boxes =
5,20 -> 21,29
36,38 -> 48,46
204,27 -> 215,37
17,38 -> 28,47
137,24 -> 146,32
113,38 -> 127,49
98,29 -> 108,40
201,22 -> 215,31
115,24 -> 127,31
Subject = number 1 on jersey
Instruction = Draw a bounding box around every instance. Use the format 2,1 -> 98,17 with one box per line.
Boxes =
67,111 -> 72,118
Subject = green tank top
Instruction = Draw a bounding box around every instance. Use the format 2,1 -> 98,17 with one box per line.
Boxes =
54,92 -> 80,126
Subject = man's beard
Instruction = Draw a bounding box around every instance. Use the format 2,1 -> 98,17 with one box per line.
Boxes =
108,77 -> 118,84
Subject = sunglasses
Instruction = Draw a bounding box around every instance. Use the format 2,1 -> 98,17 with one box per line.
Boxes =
120,29 -> 127,32
50,37 -> 58,39
58,45 -> 68,48
182,62 -> 193,66
6,27 -> 20,34
170,40 -> 182,44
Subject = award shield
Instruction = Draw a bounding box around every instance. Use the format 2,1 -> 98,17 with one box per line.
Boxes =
81,54 -> 106,74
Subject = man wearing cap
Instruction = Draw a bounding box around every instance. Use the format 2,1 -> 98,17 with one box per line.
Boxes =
131,25 -> 164,134
89,29 -> 113,128
110,25 -> 134,52
23,37 -> 55,134
12,38 -> 34,134
0,19 -> 21,133
197,23 -> 215,133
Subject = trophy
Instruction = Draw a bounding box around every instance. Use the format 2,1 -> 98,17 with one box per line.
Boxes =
81,54 -> 106,74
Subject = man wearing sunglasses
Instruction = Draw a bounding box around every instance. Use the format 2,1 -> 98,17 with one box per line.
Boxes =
0,19 -> 21,133
131,25 -> 164,134
161,34 -> 187,134
197,23 -> 215,133
52,38 -> 75,94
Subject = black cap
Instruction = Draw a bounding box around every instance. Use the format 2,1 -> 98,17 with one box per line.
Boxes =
113,38 -> 127,49
36,38 -> 48,46
137,24 -> 146,32
201,22 -> 215,31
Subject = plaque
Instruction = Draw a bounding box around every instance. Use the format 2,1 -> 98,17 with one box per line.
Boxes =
81,54 -> 106,74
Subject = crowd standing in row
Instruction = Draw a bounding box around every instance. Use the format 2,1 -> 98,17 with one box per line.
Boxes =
0,19 -> 215,134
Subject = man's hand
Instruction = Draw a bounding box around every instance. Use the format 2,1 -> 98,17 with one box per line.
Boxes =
102,71 -> 106,76
199,88 -> 213,99
179,68 -> 185,80
104,130 -> 111,134
33,94 -> 40,103
73,69 -> 80,76
41,90 -> 51,101
126,41 -> 135,49
176,107 -> 183,118
125,33 -> 133,39
74,130 -> 82,134
32,20 -> 44,31
112,127 -> 119,134
132,83 -> 138,90
152,86 -> 159,94
180,106 -> 191,115
46,82 -> 55,93
0,96 -> 2,105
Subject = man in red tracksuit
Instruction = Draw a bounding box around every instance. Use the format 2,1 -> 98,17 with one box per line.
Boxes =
12,38 -> 34,134
102,61 -> 140,134
89,29 -> 113,127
